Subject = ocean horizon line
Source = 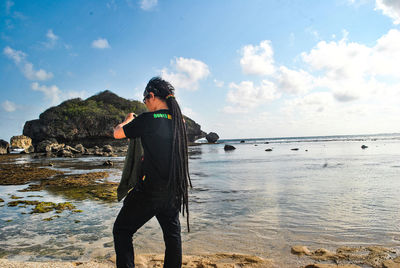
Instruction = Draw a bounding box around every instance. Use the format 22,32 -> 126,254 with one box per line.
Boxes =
198,132 -> 400,143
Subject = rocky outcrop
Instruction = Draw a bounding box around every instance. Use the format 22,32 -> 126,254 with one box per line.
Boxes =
206,132 -> 219,143
36,139 -> 63,153
0,139 -> 10,154
34,139 -> 116,158
23,90 -> 205,146
10,135 -> 32,149
224,145 -> 236,151
184,116 -> 205,142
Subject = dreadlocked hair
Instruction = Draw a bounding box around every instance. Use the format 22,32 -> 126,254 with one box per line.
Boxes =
144,77 -> 192,232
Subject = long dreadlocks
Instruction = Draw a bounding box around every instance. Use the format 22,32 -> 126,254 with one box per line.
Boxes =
144,77 -> 192,232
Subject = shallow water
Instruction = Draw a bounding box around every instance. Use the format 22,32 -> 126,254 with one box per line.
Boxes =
1,135 -> 400,266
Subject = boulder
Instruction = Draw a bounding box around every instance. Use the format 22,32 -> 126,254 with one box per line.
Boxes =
10,135 -> 32,150
57,149 -> 73,158
94,149 -> 104,156
240,140 -> 245,143
206,132 -> 219,143
291,148 -> 299,151
0,139 -> 10,154
103,160 -> 113,166
36,139 -> 59,153
51,144 -> 65,152
23,145 -> 35,154
224,145 -> 236,151
64,145 -> 80,154
265,148 -> 273,152
74,144 -> 85,153
291,245 -> 312,256
361,145 -> 368,149
103,145 -> 113,153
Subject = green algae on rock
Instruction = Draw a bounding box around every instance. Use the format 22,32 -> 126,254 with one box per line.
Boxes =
7,200 -> 76,214
19,171 -> 118,202
0,163 -> 63,185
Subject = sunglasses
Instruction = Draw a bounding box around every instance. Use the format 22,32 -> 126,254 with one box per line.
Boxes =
143,94 -> 151,104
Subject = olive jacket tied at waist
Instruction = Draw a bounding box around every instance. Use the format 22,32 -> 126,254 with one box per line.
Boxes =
117,138 -> 143,202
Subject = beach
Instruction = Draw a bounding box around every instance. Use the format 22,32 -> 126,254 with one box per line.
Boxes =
1,134 -> 400,267
0,253 -> 275,267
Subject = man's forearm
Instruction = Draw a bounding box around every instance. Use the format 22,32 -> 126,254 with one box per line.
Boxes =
113,114 -> 135,139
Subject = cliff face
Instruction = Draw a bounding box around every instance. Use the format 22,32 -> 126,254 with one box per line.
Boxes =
23,90 -> 205,146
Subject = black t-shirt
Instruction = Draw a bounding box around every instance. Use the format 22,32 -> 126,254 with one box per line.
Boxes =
123,109 -> 172,195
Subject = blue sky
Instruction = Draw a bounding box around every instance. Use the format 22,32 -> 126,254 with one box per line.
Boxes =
1,0 -> 400,141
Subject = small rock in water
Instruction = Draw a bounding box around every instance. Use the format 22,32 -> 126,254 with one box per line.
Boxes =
361,145 -> 368,149
291,245 -> 312,256
206,132 -> 219,143
0,139 -> 10,154
265,148 -> 273,152
103,160 -> 113,166
224,145 -> 236,151
291,148 -> 299,151
240,140 -> 245,143
265,141 -> 269,144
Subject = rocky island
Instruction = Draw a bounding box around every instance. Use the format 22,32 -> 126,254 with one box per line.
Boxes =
23,90 -> 205,150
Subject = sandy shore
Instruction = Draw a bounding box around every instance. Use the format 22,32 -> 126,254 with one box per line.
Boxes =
2,246 -> 400,267
0,253 -> 276,268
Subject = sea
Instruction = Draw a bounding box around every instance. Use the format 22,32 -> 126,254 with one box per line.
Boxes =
1,133 -> 400,266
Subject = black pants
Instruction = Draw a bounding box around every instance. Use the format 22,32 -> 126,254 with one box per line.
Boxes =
113,190 -> 182,268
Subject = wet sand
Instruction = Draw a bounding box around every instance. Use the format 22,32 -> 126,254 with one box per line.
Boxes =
0,253 -> 275,268
2,246 -> 400,268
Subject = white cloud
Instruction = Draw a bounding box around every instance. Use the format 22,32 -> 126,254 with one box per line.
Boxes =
182,107 -> 196,118
6,0 -> 14,14
301,29 -> 400,102
140,0 -> 157,10
3,46 -> 53,81
284,92 -> 335,114
3,46 -> 25,63
31,82 -> 61,105
23,62 -> 53,80
225,80 -> 280,112
65,90 -> 88,100
44,29 -> 59,48
214,79 -> 224,88
222,106 -> 249,114
1,100 -> 16,112
92,38 -> 111,49
46,29 -> 58,42
305,27 -> 321,41
277,66 -> 314,95
375,0 -> 400,24
240,40 -> 275,76
161,57 -> 210,90
107,0 -> 117,10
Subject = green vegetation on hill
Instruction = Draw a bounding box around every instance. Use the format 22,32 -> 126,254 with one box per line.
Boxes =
40,90 -> 147,123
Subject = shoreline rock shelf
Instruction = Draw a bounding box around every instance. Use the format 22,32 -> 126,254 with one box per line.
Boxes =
291,245 -> 400,268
